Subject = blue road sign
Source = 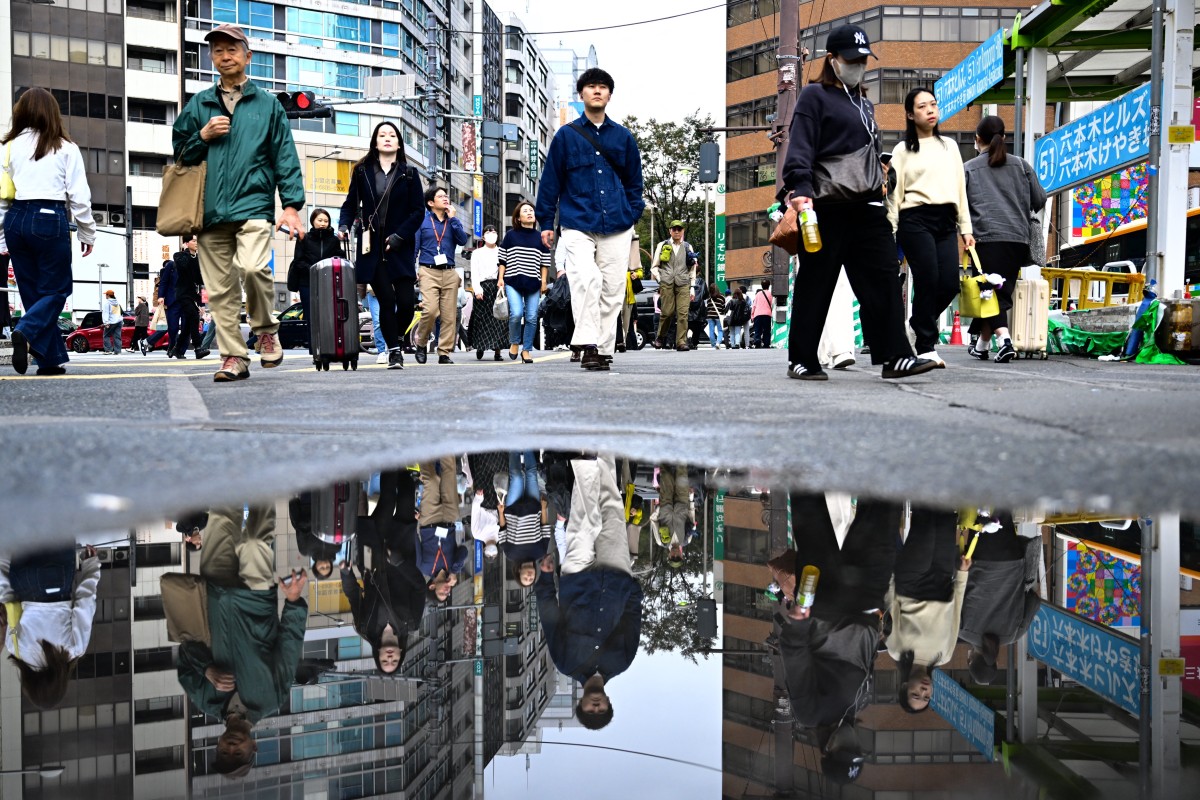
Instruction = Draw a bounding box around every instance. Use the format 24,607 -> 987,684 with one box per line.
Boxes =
473,94 -> 482,117
474,539 -> 483,572
1034,83 -> 1151,194
474,199 -> 483,238
935,28 -> 1006,123
1026,604 -> 1141,715
931,670 -> 996,761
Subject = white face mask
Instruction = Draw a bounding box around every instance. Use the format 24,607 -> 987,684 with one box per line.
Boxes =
483,232 -> 498,244
833,59 -> 866,89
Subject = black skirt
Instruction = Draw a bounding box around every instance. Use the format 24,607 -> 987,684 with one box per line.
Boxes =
470,279 -> 508,352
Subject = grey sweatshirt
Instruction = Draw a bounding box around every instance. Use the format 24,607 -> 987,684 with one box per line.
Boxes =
963,153 -> 1047,244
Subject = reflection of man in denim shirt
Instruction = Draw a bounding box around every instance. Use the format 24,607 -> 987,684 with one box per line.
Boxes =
534,454 -> 644,730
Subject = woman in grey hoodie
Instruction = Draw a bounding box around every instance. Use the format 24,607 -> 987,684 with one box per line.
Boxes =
963,116 -> 1047,363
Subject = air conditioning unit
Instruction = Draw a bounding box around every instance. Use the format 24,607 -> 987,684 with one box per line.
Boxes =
97,548 -> 114,563
109,212 -> 126,226
113,549 -> 130,562
93,210 -> 109,226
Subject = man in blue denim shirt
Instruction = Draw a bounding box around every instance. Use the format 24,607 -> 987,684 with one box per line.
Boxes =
535,68 -> 644,371
533,454 -> 643,730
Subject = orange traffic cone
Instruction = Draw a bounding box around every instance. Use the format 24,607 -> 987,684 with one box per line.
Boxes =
949,311 -> 964,346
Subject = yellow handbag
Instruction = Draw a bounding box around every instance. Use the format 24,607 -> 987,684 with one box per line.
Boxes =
959,246 -> 1000,319
1,142 -> 16,202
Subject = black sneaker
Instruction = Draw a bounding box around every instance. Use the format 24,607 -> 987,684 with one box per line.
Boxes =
581,347 -> 609,371
195,349 -> 211,360
967,343 -> 990,361
994,342 -> 1017,363
10,329 -> 29,374
881,356 -> 938,380
388,349 -> 405,369
438,355 -> 453,365
36,365 -> 67,376
414,345 -> 427,364
787,363 -> 828,381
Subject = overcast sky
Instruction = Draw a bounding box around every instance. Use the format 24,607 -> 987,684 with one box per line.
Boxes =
487,0 -> 726,126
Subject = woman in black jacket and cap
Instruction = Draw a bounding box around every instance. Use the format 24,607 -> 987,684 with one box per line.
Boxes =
339,121 -> 426,370
779,24 -> 936,382
286,208 -> 345,352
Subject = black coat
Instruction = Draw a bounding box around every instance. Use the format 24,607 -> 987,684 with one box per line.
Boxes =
338,162 -> 425,284
286,226 -> 345,290
171,250 -> 203,306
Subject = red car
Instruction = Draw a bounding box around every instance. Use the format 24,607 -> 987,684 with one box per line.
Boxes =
65,312 -> 171,354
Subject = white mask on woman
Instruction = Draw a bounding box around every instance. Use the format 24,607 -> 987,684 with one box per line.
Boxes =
833,59 -> 866,89
483,232 -> 498,244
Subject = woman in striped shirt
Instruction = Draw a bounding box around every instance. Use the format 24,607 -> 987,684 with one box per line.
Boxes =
497,450 -> 552,586
498,201 -> 551,364
705,282 -> 727,349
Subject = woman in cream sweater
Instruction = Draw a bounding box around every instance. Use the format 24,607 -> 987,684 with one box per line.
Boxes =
889,88 -> 975,367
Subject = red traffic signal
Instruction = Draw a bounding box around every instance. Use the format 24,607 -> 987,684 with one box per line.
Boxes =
276,91 -> 330,119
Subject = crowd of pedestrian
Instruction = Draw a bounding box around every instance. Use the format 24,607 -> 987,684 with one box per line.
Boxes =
2,21 -> 1045,383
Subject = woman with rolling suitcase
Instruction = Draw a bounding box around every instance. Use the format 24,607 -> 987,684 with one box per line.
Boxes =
339,122 -> 425,370
963,115 -> 1048,363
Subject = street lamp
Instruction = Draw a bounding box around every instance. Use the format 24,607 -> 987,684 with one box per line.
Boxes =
0,767 -> 65,778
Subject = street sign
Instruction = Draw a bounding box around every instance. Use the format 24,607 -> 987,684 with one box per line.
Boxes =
474,539 -> 483,572
935,28 -> 1006,123
713,491 -> 725,559
714,214 -> 727,292
462,122 -> 477,173
931,670 -> 996,761
1027,604 -> 1141,715
1034,83 -> 1151,194
529,140 -> 539,180
474,658 -> 483,675
473,94 -> 482,117
474,200 -> 483,238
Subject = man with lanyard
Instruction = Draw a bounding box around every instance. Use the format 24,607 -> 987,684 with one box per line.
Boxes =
417,456 -> 467,600
535,68 -> 645,371
534,454 -> 644,730
650,221 -> 697,351
413,186 -> 469,364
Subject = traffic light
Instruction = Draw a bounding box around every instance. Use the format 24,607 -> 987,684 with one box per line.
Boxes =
480,120 -> 502,176
277,91 -> 332,120
699,139 -> 720,184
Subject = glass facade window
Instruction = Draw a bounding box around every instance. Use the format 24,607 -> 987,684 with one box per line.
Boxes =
726,154 -> 777,192
727,39 -> 778,83
335,111 -> 361,137
248,51 -> 274,80
286,57 -> 364,99
727,0 -> 781,28
213,0 -> 273,35
800,7 -> 1016,58
725,97 -> 775,133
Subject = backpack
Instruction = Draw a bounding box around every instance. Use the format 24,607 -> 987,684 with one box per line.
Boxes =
731,298 -> 751,325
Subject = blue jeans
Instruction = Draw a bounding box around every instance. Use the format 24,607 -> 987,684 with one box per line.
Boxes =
5,200 -> 72,367
731,324 -> 746,348
363,289 -> 386,352
166,301 -> 183,353
7,546 -> 77,602
706,318 -> 724,348
505,285 -> 540,351
507,450 -> 540,504
103,322 -> 122,353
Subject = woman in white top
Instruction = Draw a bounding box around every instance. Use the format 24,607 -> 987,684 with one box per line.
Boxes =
468,225 -> 506,360
0,544 -> 102,709
0,87 -> 95,375
888,88 -> 974,367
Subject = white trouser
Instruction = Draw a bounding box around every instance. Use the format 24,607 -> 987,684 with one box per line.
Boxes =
561,227 -> 635,356
818,268 -> 858,366
562,454 -> 632,576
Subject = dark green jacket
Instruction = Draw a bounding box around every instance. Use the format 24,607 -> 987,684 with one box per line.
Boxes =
177,586 -> 308,724
172,80 -> 306,228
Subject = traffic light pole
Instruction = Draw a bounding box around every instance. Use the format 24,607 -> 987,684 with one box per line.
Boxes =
773,0 -> 802,298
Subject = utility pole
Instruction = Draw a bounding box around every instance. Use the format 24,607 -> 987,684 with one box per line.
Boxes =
771,0 -> 802,297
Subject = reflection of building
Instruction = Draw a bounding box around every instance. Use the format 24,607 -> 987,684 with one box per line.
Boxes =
0,527 -> 193,799
497,562 -> 555,753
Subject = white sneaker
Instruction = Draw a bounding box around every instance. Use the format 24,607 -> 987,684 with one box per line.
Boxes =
917,350 -> 946,368
831,351 -> 856,369
376,351 -> 389,365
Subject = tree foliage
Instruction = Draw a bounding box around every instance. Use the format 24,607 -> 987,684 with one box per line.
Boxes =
622,111 -> 717,278
634,508 -> 714,664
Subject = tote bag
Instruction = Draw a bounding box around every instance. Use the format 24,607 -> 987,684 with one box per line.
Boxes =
156,163 -> 207,237
160,572 -> 211,646
959,247 -> 1001,319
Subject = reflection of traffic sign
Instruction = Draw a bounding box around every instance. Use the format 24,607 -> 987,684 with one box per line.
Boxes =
931,670 -> 995,760
1027,604 -> 1141,715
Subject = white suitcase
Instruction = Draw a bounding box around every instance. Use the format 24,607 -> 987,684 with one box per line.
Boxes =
1011,277 -> 1050,359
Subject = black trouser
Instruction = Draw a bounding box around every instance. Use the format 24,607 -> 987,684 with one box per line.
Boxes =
969,513 -> 1024,562
171,300 -> 201,354
372,274 -> 416,350
894,506 -> 959,601
897,204 -> 961,354
791,493 -> 901,615
789,202 -> 914,367
131,325 -> 148,350
966,241 -> 1029,335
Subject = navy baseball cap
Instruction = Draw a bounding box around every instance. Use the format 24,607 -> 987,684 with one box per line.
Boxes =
826,24 -> 878,60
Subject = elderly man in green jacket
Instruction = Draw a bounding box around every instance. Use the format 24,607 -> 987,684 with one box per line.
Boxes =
176,504 -> 309,778
172,23 -> 306,383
